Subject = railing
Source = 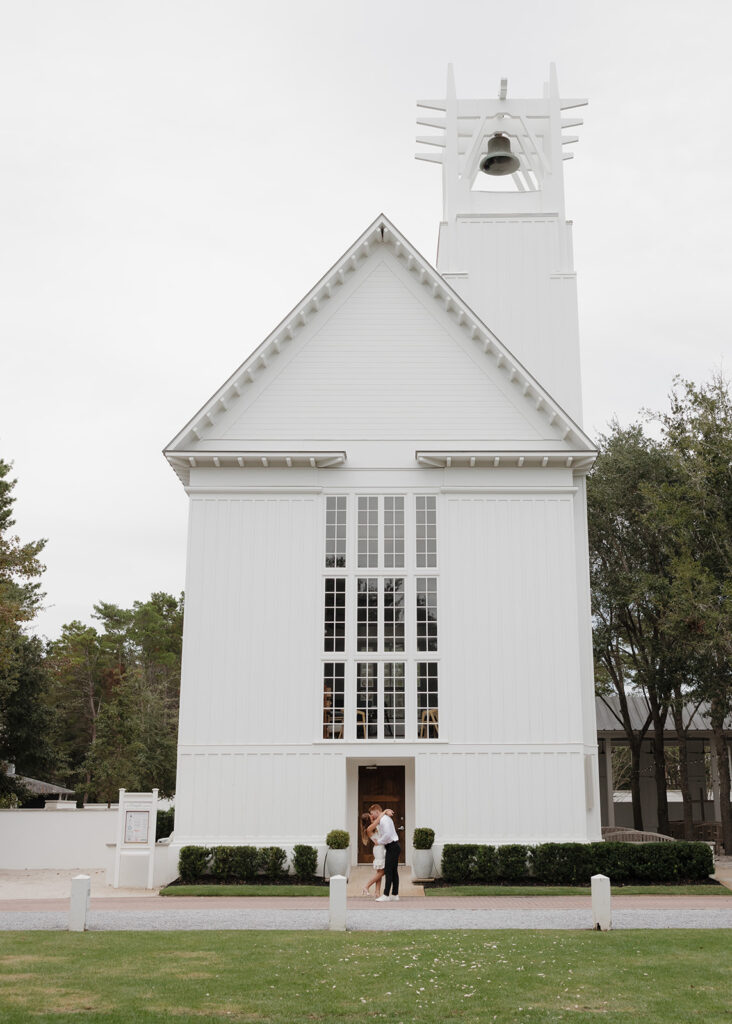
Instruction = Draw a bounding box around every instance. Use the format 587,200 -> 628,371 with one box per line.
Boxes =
601,826 -> 676,843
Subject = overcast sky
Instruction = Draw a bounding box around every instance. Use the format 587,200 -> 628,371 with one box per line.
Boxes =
1,0 -> 730,641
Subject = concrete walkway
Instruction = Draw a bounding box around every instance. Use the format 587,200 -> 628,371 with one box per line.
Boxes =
2,868 -> 731,932
712,855 -> 732,890
2,900 -> 732,931
0,868 -> 156,900
346,864 -> 424,897
2,892 -> 732,932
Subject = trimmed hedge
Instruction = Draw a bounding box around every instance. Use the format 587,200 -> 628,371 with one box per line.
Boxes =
156,808 -> 175,842
178,844 -> 292,884
260,846 -> 288,880
441,841 -> 714,886
179,845 -> 211,884
326,830 -> 350,850
292,844 -> 318,882
498,844 -> 530,881
413,828 -> 435,850
442,844 -> 479,883
210,845 -> 261,882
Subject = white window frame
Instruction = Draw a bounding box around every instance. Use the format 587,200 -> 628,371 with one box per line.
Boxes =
319,492 -> 442,742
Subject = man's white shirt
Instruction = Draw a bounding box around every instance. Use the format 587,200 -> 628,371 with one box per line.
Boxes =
376,813 -> 399,846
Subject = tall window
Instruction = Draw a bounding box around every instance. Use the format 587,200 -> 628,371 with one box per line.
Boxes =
417,662 -> 439,738
323,664 -> 344,739
321,494 -> 440,741
324,578 -> 345,652
384,496 -> 405,568
384,578 -> 405,652
358,496 -> 378,568
416,578 -> 438,652
357,578 -> 378,652
416,495 -> 437,568
384,662 -> 406,738
356,663 -> 378,738
325,496 -> 347,568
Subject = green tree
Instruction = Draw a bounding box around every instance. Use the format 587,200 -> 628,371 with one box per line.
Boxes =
45,621 -> 116,799
0,634 -> 55,783
649,374 -> 732,851
90,593 -> 182,797
47,593 -> 183,802
588,422 -> 677,832
0,458 -> 48,798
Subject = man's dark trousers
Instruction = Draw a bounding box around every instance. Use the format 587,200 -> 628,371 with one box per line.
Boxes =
384,841 -> 401,896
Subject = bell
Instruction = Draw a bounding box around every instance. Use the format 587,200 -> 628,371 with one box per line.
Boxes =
479,132 -> 520,176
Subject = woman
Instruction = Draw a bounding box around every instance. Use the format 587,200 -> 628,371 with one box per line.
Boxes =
359,812 -> 385,897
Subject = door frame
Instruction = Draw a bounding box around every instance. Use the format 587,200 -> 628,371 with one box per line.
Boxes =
346,757 -> 415,866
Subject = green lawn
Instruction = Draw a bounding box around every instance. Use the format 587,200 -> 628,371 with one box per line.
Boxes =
159,882 -> 730,898
425,884 -> 732,897
1,931 -> 731,1023
160,884 -> 328,897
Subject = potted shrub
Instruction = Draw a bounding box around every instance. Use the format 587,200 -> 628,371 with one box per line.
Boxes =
412,827 -> 435,880
325,829 -> 350,879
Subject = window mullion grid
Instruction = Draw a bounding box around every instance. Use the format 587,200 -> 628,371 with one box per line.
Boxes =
342,493 -> 352,742
322,490 -> 442,743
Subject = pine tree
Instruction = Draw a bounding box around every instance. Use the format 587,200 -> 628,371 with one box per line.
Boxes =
0,458 -> 48,797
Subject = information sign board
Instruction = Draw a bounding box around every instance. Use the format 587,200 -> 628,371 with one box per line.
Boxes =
124,810 -> 150,844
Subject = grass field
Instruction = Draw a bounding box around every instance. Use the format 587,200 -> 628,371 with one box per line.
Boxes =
160,884 -> 329,897
1,930 -> 731,1023
159,883 -> 731,898
425,884 -> 732,897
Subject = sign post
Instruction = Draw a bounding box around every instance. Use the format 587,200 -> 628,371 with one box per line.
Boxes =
112,789 -> 159,889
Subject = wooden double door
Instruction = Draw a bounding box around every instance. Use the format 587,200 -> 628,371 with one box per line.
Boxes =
357,765 -> 406,863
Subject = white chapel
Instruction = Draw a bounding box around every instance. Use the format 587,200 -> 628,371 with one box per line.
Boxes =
164,67 -> 601,869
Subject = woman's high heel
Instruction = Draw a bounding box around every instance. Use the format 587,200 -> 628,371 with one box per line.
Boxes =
360,887 -> 370,896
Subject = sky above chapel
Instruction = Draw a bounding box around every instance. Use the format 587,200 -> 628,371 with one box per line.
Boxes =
1,0 -> 730,640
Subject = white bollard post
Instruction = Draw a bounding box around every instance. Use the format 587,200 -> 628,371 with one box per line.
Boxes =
69,874 -> 91,933
591,873 -> 611,931
329,874 -> 347,932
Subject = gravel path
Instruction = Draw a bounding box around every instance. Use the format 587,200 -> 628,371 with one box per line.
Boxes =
3,905 -> 732,931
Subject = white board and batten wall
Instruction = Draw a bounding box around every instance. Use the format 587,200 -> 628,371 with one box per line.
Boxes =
165,67 -> 602,868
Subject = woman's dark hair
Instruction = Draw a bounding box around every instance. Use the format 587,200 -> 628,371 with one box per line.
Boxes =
360,812 -> 371,846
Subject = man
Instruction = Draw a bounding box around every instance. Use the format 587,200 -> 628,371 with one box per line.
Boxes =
369,803 -> 400,901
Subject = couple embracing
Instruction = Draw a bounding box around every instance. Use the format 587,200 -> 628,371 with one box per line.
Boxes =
359,803 -> 400,901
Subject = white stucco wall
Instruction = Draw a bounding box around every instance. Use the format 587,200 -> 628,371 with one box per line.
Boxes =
0,808 -> 117,869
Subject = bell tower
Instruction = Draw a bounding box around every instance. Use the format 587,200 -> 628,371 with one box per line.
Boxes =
417,65 -> 587,424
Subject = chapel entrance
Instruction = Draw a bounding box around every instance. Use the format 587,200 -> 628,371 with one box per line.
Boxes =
357,765 -> 406,863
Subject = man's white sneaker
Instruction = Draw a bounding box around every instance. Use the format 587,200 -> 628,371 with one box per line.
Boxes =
389,895 -> 400,901
375,895 -> 390,902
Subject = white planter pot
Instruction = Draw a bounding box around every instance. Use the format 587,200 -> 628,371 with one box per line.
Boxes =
412,848 -> 434,880
325,847 -> 350,879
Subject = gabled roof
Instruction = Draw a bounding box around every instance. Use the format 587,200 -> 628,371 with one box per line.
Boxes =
596,694 -> 732,735
165,214 -> 595,482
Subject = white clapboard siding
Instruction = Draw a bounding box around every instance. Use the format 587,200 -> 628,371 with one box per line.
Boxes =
221,255 -> 549,443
